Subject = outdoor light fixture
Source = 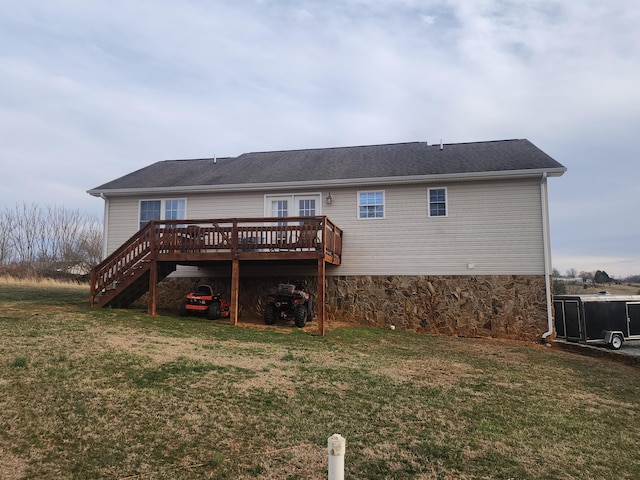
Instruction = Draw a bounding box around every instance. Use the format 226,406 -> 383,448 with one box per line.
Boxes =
326,192 -> 333,204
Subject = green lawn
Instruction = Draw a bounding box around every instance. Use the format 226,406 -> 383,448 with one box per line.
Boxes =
1,280 -> 639,479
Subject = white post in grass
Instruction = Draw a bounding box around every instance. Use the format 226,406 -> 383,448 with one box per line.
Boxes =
328,433 -> 345,480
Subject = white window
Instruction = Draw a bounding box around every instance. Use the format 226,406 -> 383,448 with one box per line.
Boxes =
139,199 -> 186,229
298,198 -> 316,217
358,191 -> 384,219
139,200 -> 161,229
271,199 -> 289,218
165,199 -> 186,221
265,194 -> 321,221
428,188 -> 447,217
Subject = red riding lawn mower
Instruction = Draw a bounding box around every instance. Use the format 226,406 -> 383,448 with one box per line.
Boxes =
179,283 -> 230,320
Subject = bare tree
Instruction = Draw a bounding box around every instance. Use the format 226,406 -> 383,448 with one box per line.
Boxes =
9,202 -> 42,269
0,202 -> 103,277
579,271 -> 594,283
39,205 -> 86,271
566,268 -> 577,278
76,217 -> 104,267
0,207 -> 16,265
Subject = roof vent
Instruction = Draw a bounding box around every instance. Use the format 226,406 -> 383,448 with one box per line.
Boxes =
213,154 -> 217,164
439,139 -> 443,151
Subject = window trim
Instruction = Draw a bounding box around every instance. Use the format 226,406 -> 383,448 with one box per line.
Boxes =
263,193 -> 322,218
139,199 -> 161,230
427,187 -> 448,218
164,198 -> 186,221
138,198 -> 187,229
357,190 -> 385,220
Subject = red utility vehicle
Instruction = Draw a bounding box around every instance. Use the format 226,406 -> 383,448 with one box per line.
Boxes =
264,281 -> 313,328
179,283 -> 230,320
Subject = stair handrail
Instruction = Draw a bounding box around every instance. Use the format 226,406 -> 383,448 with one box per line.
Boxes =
90,222 -> 155,305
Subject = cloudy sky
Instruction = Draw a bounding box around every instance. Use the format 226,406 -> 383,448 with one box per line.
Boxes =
1,0 -> 639,277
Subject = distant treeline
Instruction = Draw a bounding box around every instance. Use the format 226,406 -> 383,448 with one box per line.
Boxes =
553,268 -> 640,284
0,203 -> 102,278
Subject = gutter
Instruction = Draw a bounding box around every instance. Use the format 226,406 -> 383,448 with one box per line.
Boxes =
99,193 -> 109,260
539,172 -> 554,342
87,167 -> 568,198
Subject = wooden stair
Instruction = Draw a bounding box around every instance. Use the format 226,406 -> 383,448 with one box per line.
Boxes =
93,260 -> 176,308
90,223 -> 178,308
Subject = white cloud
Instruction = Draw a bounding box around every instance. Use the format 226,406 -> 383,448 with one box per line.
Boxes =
420,14 -> 436,25
0,0 -> 639,273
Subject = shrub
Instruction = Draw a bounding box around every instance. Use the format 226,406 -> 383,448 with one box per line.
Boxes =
11,357 -> 28,368
553,279 -> 567,295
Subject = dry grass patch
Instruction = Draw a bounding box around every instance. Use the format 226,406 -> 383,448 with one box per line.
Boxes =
565,282 -> 640,295
378,356 -> 482,387
0,449 -> 27,480
2,283 -> 640,479
234,367 -> 298,397
0,275 -> 89,289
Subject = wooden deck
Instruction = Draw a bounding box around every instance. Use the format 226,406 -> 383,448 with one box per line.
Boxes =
89,216 -> 343,335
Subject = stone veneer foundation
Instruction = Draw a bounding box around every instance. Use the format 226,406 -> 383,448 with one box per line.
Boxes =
148,274 -> 549,341
326,275 -> 548,341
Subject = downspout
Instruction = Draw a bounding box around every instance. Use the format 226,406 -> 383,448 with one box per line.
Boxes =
540,173 -> 554,342
100,193 -> 110,260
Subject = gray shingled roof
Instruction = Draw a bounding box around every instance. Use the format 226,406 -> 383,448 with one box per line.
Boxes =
88,139 -> 565,194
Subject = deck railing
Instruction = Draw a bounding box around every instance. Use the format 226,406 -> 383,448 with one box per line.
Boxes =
150,216 -> 342,254
90,221 -> 155,302
90,216 -> 342,305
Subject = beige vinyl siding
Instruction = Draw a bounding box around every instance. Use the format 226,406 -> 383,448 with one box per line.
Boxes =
105,197 -> 140,255
325,178 -> 544,276
104,178 -> 545,276
184,191 -> 265,219
104,191 -> 306,255
107,191 -> 317,254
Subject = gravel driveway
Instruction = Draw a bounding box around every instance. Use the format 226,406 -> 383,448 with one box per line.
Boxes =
617,339 -> 640,356
553,339 -> 640,364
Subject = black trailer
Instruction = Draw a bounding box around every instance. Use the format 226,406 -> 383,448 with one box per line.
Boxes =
553,294 -> 640,350
554,294 -> 640,349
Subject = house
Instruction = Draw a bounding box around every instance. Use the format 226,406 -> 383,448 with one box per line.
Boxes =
88,139 -> 566,340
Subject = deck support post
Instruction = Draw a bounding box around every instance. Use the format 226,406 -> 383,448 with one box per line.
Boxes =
318,257 -> 326,336
231,258 -> 240,326
89,269 -> 96,307
148,260 -> 158,316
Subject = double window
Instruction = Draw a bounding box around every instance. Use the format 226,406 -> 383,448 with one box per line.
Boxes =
139,199 -> 186,229
358,191 -> 384,219
265,194 -> 320,221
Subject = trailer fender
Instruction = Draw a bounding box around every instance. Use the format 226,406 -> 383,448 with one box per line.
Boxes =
604,331 -> 625,350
